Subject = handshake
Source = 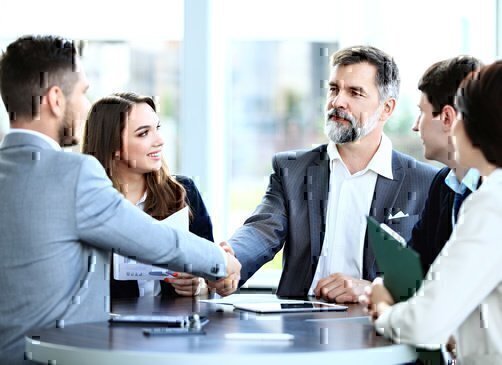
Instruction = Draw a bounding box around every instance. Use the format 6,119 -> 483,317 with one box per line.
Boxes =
207,242 -> 241,297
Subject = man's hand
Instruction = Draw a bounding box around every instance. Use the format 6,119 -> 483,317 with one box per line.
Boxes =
219,241 -> 235,256
207,242 -> 241,297
164,273 -> 207,296
359,277 -> 394,320
314,273 -> 370,303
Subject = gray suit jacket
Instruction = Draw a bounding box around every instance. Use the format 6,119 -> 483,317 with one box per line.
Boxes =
0,132 -> 226,364
229,144 -> 437,297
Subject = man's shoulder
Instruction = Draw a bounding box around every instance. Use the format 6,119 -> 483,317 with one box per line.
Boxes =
52,150 -> 101,170
274,144 -> 328,163
392,150 -> 438,178
433,166 -> 451,182
44,152 -> 109,185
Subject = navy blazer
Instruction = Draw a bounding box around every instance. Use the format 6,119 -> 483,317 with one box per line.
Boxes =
408,167 -> 457,274
111,176 -> 213,299
229,144 -> 438,297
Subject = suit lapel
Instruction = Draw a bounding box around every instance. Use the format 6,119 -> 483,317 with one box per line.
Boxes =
306,153 -> 329,287
365,151 -> 405,277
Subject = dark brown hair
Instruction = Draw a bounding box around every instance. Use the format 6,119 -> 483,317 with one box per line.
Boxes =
418,56 -> 481,116
82,92 -> 188,220
0,35 -> 78,120
455,61 -> 502,167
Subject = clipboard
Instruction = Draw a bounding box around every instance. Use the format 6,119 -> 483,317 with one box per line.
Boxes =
366,216 -> 424,302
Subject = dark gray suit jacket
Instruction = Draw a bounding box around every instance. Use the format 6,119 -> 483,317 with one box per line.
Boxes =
229,144 -> 438,297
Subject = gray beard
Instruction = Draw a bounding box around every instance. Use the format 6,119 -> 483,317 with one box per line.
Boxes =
324,108 -> 380,144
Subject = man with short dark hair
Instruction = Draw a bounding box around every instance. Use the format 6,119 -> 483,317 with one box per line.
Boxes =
409,55 -> 481,274
213,45 -> 437,302
0,35 -> 241,364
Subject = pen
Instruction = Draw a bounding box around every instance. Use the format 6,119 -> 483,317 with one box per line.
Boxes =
148,270 -> 177,278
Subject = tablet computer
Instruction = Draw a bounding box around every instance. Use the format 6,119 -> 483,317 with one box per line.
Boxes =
233,301 -> 347,313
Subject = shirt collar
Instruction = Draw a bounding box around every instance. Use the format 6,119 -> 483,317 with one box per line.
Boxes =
326,133 -> 393,179
6,129 -> 62,151
444,168 -> 480,194
136,191 -> 147,207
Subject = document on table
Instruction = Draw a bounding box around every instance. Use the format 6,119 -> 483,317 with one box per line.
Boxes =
199,294 -> 307,305
113,207 -> 189,280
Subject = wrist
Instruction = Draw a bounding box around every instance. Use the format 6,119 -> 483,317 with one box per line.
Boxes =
376,302 -> 392,317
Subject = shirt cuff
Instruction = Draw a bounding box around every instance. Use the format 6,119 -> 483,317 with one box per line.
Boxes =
374,304 -> 395,339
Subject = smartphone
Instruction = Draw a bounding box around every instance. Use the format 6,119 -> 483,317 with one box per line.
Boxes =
109,314 -> 209,327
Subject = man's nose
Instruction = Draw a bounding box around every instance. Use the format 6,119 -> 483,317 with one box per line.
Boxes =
329,92 -> 348,110
411,117 -> 420,132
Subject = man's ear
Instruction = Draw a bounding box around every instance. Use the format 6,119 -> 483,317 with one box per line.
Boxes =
44,86 -> 66,118
379,98 -> 396,122
440,105 -> 456,132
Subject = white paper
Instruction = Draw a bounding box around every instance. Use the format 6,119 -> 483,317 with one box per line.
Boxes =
199,294 -> 307,305
113,207 -> 189,280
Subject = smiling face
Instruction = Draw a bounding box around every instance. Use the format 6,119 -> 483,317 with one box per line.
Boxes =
324,62 -> 387,144
116,102 -> 164,175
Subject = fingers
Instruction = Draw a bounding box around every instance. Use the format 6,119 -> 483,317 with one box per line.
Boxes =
165,274 -> 203,297
225,253 -> 241,279
219,241 -> 235,256
316,275 -> 357,303
167,278 -> 198,287
314,274 -> 339,298
319,281 -> 346,302
315,275 -> 371,303
371,277 -> 384,287
207,274 -> 239,297
174,272 -> 195,278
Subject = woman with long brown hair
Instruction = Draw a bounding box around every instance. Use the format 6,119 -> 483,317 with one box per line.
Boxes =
82,92 -> 213,298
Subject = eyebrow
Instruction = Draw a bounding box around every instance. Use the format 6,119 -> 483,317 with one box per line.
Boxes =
134,120 -> 160,132
328,81 -> 367,94
349,86 -> 366,94
134,125 -> 152,132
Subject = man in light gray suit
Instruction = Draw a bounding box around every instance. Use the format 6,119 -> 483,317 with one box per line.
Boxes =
0,35 -> 241,364
214,46 -> 437,302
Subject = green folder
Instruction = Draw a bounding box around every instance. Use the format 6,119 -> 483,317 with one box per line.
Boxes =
366,216 -> 424,302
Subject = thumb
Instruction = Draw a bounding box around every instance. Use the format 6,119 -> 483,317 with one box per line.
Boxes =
220,241 -> 235,255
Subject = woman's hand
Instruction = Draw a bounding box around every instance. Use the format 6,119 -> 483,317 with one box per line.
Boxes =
359,277 -> 395,320
164,273 -> 207,296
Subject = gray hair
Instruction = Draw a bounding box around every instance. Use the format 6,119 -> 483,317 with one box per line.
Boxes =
331,45 -> 400,102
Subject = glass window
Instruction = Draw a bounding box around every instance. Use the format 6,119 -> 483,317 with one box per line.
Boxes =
223,0 -> 497,288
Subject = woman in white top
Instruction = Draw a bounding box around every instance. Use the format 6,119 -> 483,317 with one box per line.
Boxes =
364,61 -> 502,364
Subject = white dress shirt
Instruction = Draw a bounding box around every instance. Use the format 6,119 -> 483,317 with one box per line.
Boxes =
375,168 -> 502,364
132,192 -> 162,297
444,168 -> 480,226
309,134 -> 393,295
118,191 -> 211,297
